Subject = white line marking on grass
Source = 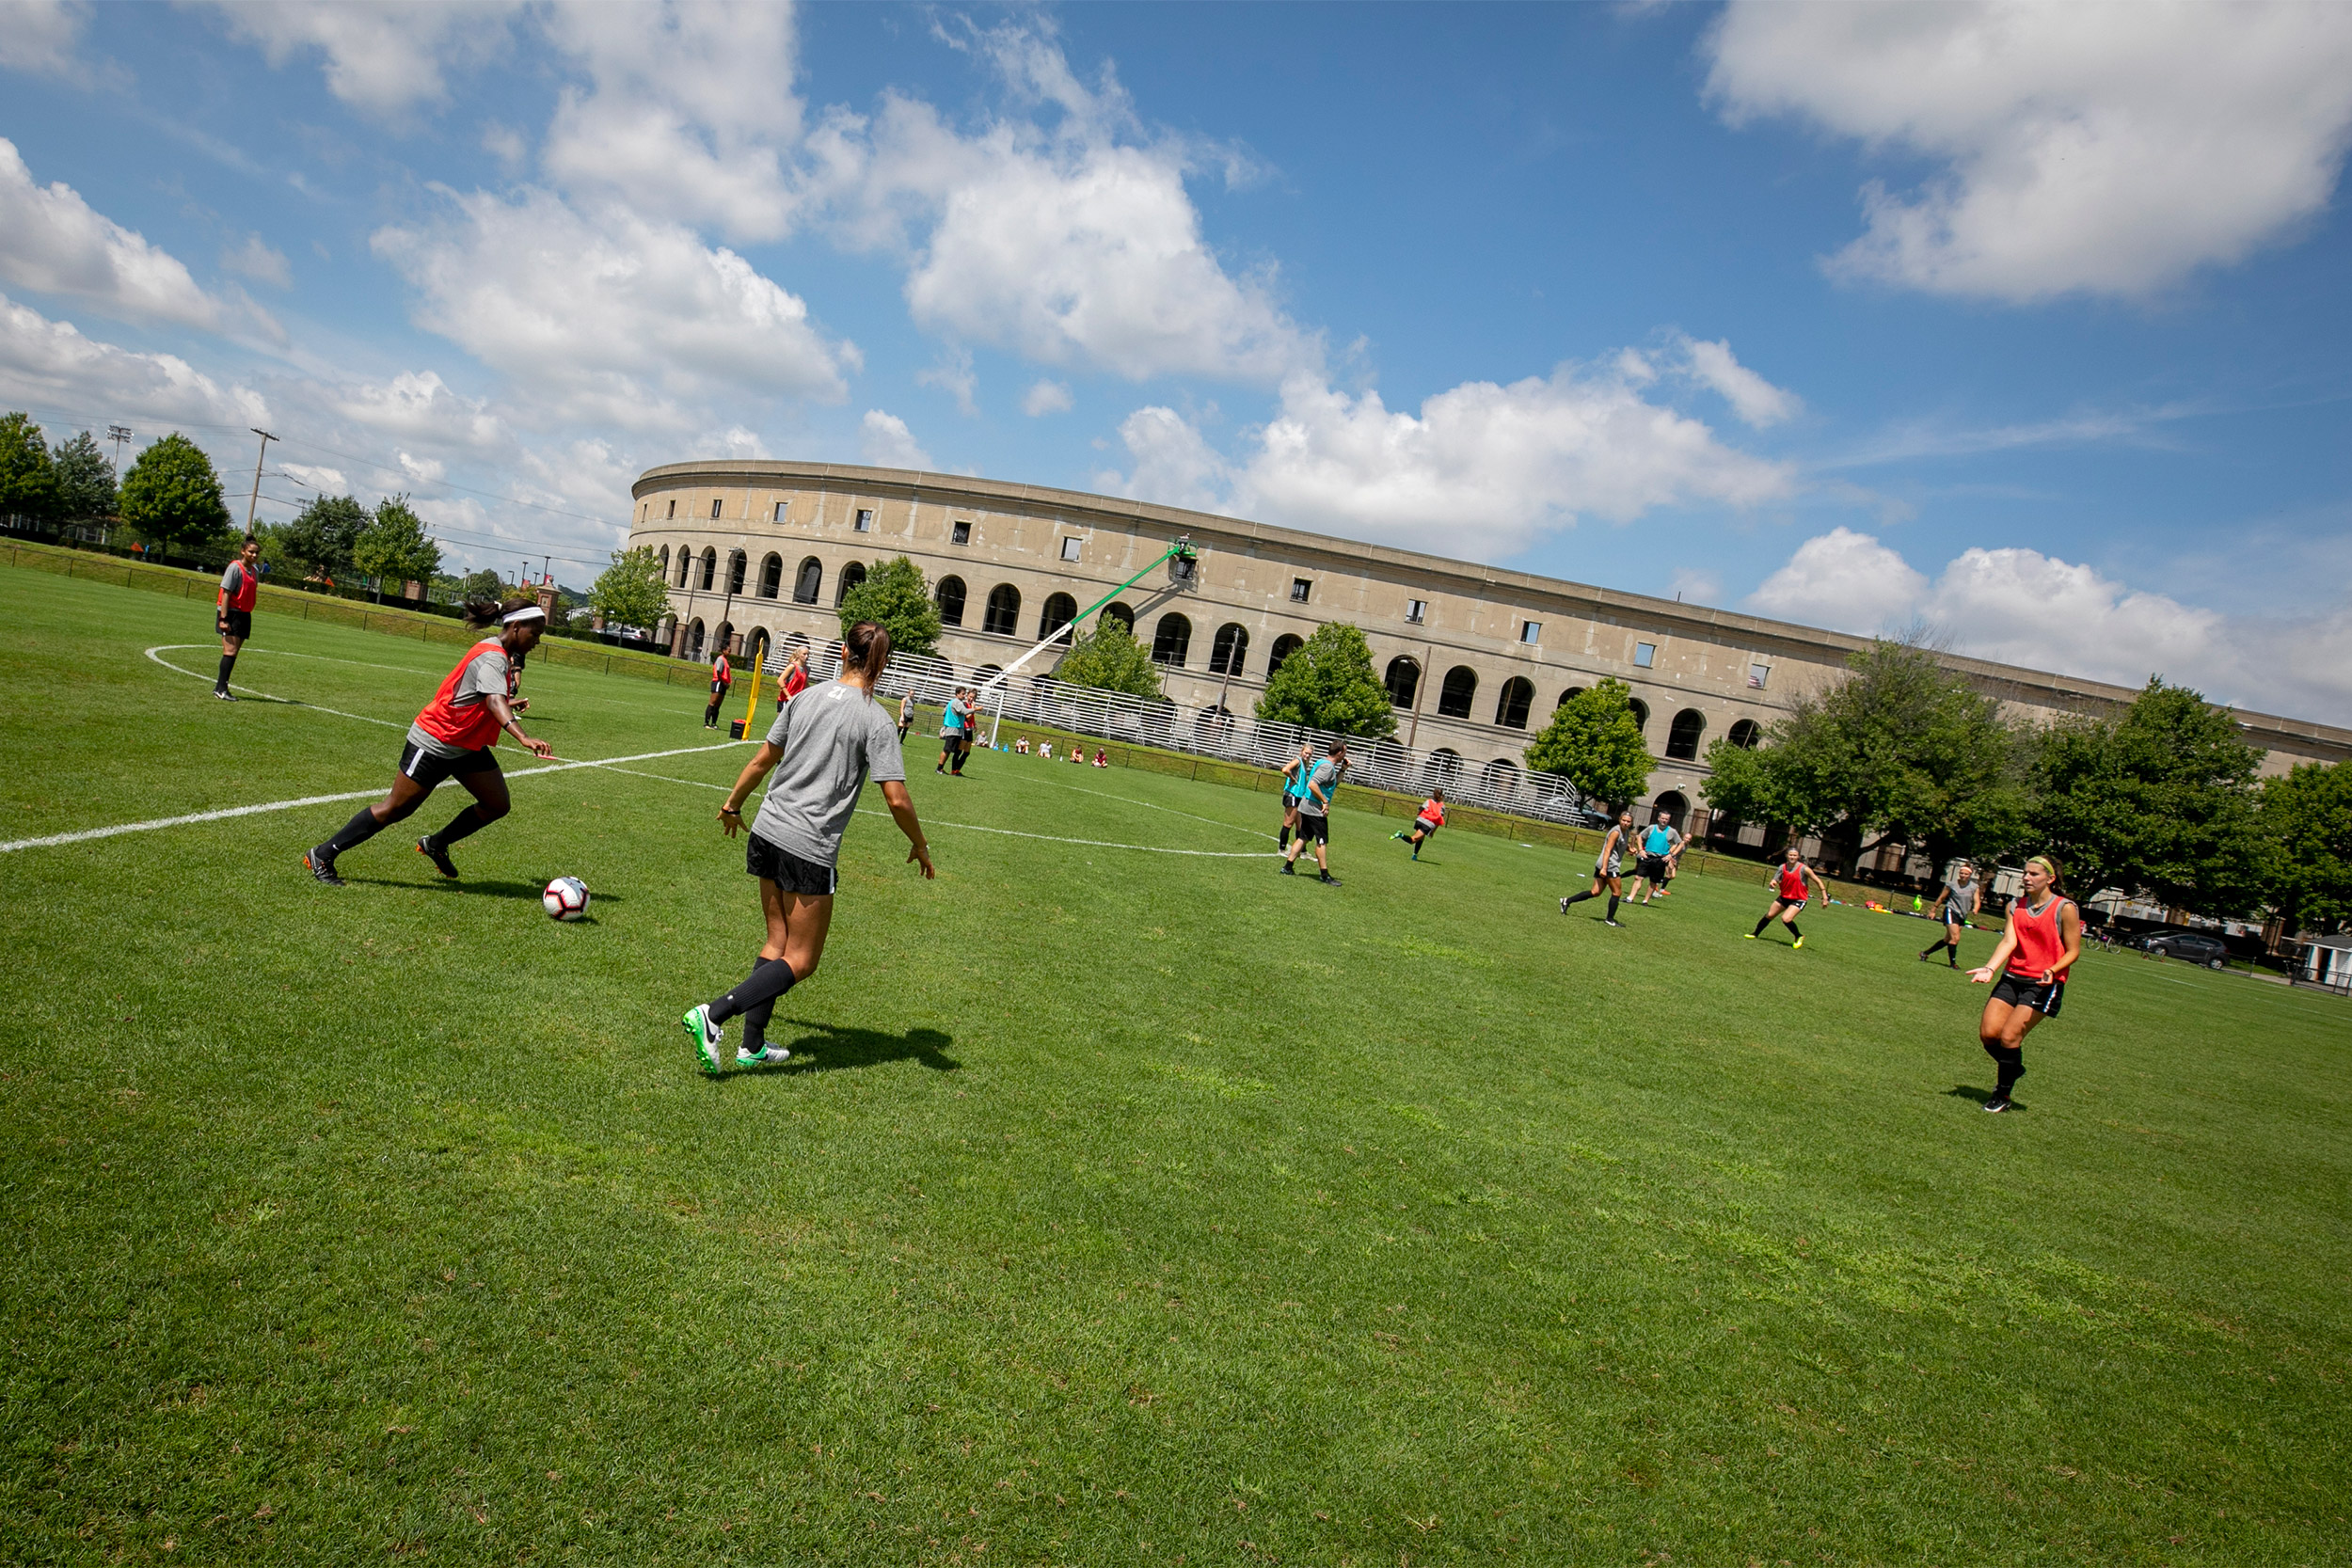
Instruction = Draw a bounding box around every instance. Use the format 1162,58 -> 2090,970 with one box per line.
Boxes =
0,741 -> 750,854
147,644 -> 405,727
1009,768 -> 1267,838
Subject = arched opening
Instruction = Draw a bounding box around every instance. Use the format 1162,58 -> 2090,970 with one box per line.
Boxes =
1152,612 -> 1192,667
1627,698 -> 1649,736
1210,623 -> 1249,676
657,545 -> 670,578
1384,656 -> 1420,709
1040,593 -> 1078,641
1266,632 -> 1304,674
834,561 -> 866,607
1653,789 -> 1689,822
935,575 -> 967,627
724,550 -> 747,595
1483,758 -> 1520,799
757,552 -> 783,599
1495,676 -> 1534,729
1101,601 -> 1135,633
793,557 -> 822,605
984,583 -> 1022,636
1666,708 -> 1706,761
1557,686 -> 1585,712
1438,665 -> 1478,719
674,547 -> 691,588
742,626 -> 770,671
697,548 -> 717,592
713,620 -> 734,657
1727,719 -> 1762,750
1426,748 -> 1463,784
685,617 -> 706,659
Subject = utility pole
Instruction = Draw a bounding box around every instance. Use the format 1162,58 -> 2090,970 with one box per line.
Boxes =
106,425 -> 131,473
244,429 -> 277,531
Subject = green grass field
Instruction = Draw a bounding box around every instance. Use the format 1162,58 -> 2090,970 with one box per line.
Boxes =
3,565 -> 2347,1566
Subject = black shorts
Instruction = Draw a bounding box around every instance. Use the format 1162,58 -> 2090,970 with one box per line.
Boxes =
1295,812 -> 1329,846
746,832 -> 838,896
1637,854 -> 1668,880
219,608 -> 252,640
1946,910 -> 1969,930
1991,973 -> 2065,1017
1412,816 -> 1440,837
710,680 -> 730,697
397,738 -> 500,791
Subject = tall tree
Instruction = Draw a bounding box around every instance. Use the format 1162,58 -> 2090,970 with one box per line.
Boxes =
0,411 -> 58,523
1525,677 -> 1652,811
1055,615 -> 1163,698
2260,761 -> 2352,936
119,433 -> 231,551
351,495 -> 442,602
836,555 -> 942,657
2029,678 -> 2265,914
1252,623 -> 1396,738
49,431 -> 116,522
457,567 -> 506,605
1700,640 -> 2028,868
278,494 -> 372,580
589,546 -> 670,631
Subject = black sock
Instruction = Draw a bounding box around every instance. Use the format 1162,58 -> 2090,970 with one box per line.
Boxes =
1982,1039 -> 2004,1065
1752,914 -> 1772,936
708,956 -> 797,1025
1279,826 -> 1291,849
1921,939 -> 1945,958
1785,920 -> 1803,941
431,804 -> 492,847
215,653 -> 236,690
1565,890 -> 1595,907
739,956 -> 780,1049
322,806 -> 388,856
1996,1047 -> 2025,1093
1606,895 -> 1620,921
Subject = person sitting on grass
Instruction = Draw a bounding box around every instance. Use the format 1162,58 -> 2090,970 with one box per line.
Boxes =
1014,736 -> 1030,754
1090,748 -> 1108,768
1038,740 -> 1053,761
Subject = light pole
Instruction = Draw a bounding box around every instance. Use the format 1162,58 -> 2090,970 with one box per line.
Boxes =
106,425 -> 131,473
244,429 -> 277,531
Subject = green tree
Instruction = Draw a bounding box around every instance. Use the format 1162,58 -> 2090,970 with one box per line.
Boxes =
1700,640 -> 2029,868
50,431 -> 116,522
836,555 -> 942,658
1054,615 -> 1163,698
2028,678 -> 2265,914
351,494 -> 442,602
1525,677 -> 1653,811
0,411 -> 58,523
1252,622 -> 1396,738
119,433 -> 231,551
278,494 -> 372,580
590,546 -> 671,631
457,567 -> 506,604
2260,761 -> 2352,935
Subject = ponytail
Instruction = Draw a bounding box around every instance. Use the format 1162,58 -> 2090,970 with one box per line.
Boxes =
843,619 -> 891,674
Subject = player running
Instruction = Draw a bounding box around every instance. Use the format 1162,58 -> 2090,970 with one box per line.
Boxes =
1746,846 -> 1826,948
1967,854 -> 2081,1113
1560,808 -> 1635,927
1391,787 -> 1445,860
1280,738 -> 1345,884
683,620 -> 935,1073
1627,810 -> 1683,905
303,598 -> 554,886
212,534 -> 262,700
702,645 -> 732,729
1919,861 -> 1982,968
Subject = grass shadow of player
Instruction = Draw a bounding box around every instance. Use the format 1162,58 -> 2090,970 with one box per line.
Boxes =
1945,1085 -> 2024,1110
736,1021 -> 959,1077
341,877 -> 625,908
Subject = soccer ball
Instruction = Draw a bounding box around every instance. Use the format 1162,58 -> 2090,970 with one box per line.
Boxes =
542,876 -> 590,922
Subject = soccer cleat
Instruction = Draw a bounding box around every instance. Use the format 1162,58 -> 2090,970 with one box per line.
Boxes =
1318,872 -> 1341,886
302,847 -> 343,887
1982,1094 -> 2010,1113
1792,936 -> 1805,950
213,689 -> 238,701
736,1043 -> 790,1067
415,836 -> 460,879
1603,918 -> 1625,927
1279,860 -> 1296,875
1559,897 -> 1571,915
682,1005 -> 725,1075
1743,931 -> 1756,940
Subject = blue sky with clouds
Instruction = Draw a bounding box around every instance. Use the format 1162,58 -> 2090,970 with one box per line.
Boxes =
4,2 -> 2350,720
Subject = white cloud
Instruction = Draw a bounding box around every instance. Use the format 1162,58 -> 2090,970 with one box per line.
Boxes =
371,188 -> 851,430
396,449 -> 446,484
0,137 -> 242,331
331,370 -> 504,451
915,346 -> 977,416
220,233 -> 290,289
1022,378 -> 1073,417
1746,527 -> 1929,629
1675,335 -> 1800,427
859,409 -> 930,470
207,0 -> 521,117
1099,404 -> 1230,514
0,0 -> 86,75
278,461 -> 348,494
0,291 -> 268,427
480,120 -> 528,171
1670,567 -> 1724,606
1706,1 -> 2352,302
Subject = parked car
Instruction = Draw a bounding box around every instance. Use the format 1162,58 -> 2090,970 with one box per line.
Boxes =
2137,929 -> 2230,969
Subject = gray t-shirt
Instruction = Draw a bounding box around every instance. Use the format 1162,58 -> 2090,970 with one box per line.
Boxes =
1943,877 -> 1979,918
750,679 -> 909,868
218,562 -> 252,597
405,642 -> 512,759
1298,756 -> 1340,816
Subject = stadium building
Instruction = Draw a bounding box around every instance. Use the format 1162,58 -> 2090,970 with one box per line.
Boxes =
627,459 -> 2351,854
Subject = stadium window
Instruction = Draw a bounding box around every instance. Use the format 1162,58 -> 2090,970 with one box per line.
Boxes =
935,575 -> 966,627
1060,536 -> 1083,562
772,501 -> 787,523
657,545 -> 669,575
1384,656 -> 1420,709
711,498 -> 724,519
1152,612 -> 1193,667
1438,665 -> 1478,719
1102,601 -> 1136,633
793,557 -> 822,605
1495,676 -> 1534,729
1405,598 -> 1426,625
951,520 -> 973,546
854,508 -> 874,532
1666,708 -> 1706,761
1557,686 -> 1584,711
696,548 -> 716,591
756,552 -> 783,599
1210,622 -> 1249,676
1634,641 -> 1656,668
1520,621 -> 1541,644
984,583 -> 1022,636
834,561 -> 866,607
725,550 -> 747,594
1728,719 -> 1762,749
666,499 -> 676,519
1628,698 -> 1649,735
1426,748 -> 1462,784
1040,592 -> 1078,640
1749,663 -> 1770,689
1290,578 -> 1312,603
1266,632 -> 1304,675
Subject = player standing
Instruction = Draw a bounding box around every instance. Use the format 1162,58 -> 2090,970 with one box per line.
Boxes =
1391,787 -> 1445,860
1280,738 -> 1345,884
898,690 -> 914,742
1919,861 -> 1982,968
1560,809 -> 1635,927
703,645 -> 732,729
212,534 -> 262,700
773,644 -> 810,714
683,620 -> 935,1073
1968,855 -> 2081,1112
1627,810 -> 1683,905
1746,846 -> 1826,948
1276,740 -> 1314,850
303,599 -> 554,886
935,686 -> 966,774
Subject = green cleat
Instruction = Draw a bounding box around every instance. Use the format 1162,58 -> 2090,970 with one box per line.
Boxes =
682,1004 -> 725,1075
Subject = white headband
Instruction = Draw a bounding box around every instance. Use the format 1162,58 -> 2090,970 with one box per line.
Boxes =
501,605 -> 547,624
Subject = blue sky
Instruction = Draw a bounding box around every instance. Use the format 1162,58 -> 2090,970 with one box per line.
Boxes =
3,2 -> 2350,721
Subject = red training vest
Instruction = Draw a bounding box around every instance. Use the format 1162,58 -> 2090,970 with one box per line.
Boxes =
2007,895 -> 2074,980
782,663 -> 809,700
1419,799 -> 1446,826
1776,863 -> 1809,901
413,639 -> 514,752
217,563 -> 258,612
712,655 -> 731,686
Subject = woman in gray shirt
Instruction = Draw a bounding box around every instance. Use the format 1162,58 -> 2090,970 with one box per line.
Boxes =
683,620 -> 935,1073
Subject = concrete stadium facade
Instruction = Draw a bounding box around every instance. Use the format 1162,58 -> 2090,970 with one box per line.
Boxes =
626,460 -> 2350,840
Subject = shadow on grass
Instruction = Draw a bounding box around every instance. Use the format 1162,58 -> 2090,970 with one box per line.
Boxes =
730,1020 -> 959,1078
341,876 -> 627,906
1945,1085 -> 2025,1111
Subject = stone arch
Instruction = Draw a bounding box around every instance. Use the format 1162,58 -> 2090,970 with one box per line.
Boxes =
935,575 -> 967,627
724,549 -> 747,595
1210,623 -> 1248,676
791,557 -> 822,605
742,626 -> 771,671
1040,592 -> 1078,641
1152,612 -> 1192,666
1101,601 -> 1135,633
1495,675 -> 1534,729
1483,757 -> 1520,798
685,617 -> 706,659
696,547 -> 717,592
1266,632 -> 1304,675
757,552 -> 783,599
1728,719 -> 1762,749
672,546 -> 691,588
657,545 -> 670,578
1653,789 -> 1689,822
1425,747 -> 1463,784
1557,686 -> 1585,712
1627,697 -> 1649,736
713,620 -> 735,658
1384,656 -> 1420,709
834,560 -> 866,607
1666,707 -> 1706,761
984,583 -> 1022,636
1438,665 -> 1478,719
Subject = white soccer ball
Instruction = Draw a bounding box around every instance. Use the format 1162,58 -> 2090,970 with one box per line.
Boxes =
542,876 -> 590,922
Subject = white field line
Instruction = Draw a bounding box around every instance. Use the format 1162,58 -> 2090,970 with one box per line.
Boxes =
147,643 -> 405,727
